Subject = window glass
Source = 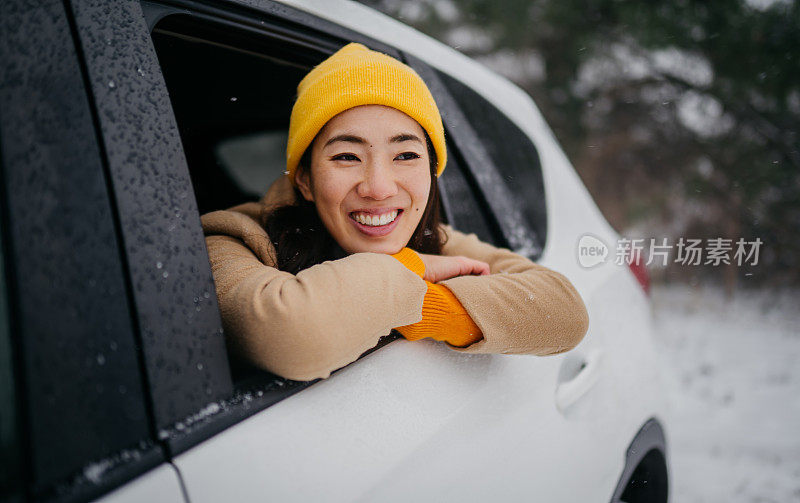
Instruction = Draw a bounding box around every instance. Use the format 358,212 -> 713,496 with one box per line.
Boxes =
438,142 -> 501,245
435,70 -> 548,249
0,218 -> 21,502
151,14 -> 314,215
215,130 -> 289,196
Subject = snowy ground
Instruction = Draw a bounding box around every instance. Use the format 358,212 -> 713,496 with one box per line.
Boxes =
650,283 -> 800,503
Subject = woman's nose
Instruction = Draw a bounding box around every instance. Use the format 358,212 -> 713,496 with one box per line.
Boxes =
357,162 -> 398,200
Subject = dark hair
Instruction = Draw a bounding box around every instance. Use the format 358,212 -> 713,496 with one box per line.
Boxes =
261,130 -> 445,275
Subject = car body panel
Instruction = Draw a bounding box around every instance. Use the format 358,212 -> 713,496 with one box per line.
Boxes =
177,340 -> 612,502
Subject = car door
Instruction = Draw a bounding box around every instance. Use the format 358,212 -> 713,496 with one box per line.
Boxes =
64,1 -> 611,502
0,1 -> 185,501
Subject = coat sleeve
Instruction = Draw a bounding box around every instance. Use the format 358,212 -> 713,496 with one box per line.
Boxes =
204,234 -> 427,381
438,224 -> 590,355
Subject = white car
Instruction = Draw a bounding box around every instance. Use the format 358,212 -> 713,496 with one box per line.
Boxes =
0,0 -> 670,502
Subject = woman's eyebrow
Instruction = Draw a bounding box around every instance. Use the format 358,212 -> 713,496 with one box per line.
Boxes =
324,134 -> 365,148
323,132 -> 423,148
389,133 -> 423,144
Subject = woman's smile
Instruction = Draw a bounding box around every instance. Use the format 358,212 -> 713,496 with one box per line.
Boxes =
348,208 -> 404,237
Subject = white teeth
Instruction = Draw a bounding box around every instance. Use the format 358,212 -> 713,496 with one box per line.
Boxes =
353,210 -> 399,227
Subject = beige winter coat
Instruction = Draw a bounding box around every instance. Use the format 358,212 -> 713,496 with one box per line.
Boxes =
200,175 -> 590,381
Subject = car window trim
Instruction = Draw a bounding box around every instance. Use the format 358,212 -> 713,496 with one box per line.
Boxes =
68,0 -> 234,450
401,53 -> 543,258
1,0 -> 167,500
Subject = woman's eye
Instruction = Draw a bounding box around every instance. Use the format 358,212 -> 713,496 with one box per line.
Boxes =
332,153 -> 359,161
396,152 -> 421,161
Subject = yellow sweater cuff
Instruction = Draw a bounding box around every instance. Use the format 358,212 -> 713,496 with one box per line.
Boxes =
396,282 -> 483,348
391,247 -> 425,279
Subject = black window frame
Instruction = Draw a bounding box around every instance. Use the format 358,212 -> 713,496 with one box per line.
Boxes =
0,0 -> 167,501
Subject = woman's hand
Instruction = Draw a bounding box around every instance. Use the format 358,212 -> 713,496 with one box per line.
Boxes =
417,253 -> 490,283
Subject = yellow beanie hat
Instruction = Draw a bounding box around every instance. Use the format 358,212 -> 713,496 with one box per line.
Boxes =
286,42 -> 447,186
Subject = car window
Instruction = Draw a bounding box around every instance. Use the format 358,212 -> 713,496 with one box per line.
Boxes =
150,12 -> 409,364
438,140 -> 502,245
150,14 -> 317,215
435,69 -> 548,253
215,130 -> 290,197
0,216 -> 22,503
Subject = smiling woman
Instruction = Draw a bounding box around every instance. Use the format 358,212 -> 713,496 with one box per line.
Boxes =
199,42 -> 590,381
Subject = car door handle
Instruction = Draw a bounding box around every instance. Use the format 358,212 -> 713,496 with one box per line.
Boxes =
555,348 -> 603,412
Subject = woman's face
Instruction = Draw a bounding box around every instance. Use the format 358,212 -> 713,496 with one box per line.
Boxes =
295,104 -> 432,255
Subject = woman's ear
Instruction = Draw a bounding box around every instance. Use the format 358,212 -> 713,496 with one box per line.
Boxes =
295,167 -> 314,202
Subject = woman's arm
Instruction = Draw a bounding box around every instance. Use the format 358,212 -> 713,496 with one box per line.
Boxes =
204,233 -> 427,381
437,224 -> 590,355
